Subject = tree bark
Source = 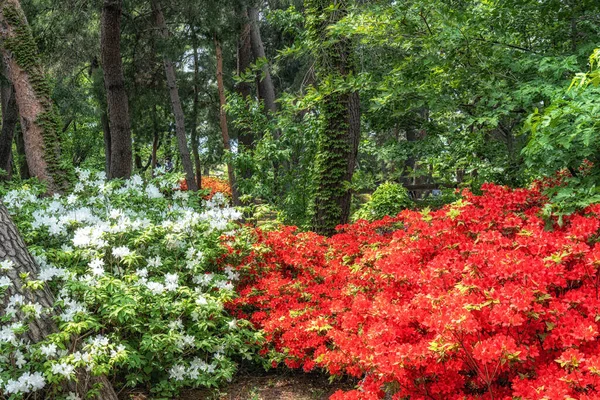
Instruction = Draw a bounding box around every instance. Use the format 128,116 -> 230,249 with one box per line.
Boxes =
236,6 -> 255,151
14,127 -> 29,179
101,111 -> 111,175
151,0 -> 198,191
0,0 -> 66,193
0,72 -> 17,180
309,0 -> 360,236
248,5 -> 277,119
191,28 -> 202,189
214,36 -> 240,206
0,203 -> 118,399
151,105 -> 160,173
101,0 -> 132,179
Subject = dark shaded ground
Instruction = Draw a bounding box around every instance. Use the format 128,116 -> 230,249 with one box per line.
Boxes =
119,370 -> 356,400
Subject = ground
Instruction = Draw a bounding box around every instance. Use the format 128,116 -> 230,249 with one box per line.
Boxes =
119,370 -> 356,400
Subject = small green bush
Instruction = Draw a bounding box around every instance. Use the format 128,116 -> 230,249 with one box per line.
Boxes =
353,182 -> 412,221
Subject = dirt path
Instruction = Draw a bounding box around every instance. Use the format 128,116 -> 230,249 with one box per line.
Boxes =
120,371 -> 356,400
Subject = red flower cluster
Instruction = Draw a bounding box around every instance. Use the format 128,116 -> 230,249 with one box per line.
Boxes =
229,184 -> 600,399
178,176 -> 232,199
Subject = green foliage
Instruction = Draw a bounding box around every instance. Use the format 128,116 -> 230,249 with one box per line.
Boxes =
228,90 -> 320,229
523,49 -> 600,216
353,182 -> 412,221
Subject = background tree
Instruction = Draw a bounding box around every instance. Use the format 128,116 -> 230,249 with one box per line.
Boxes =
151,0 -> 198,191
101,0 -> 132,179
0,0 -> 66,193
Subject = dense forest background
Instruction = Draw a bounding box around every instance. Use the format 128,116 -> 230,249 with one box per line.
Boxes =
2,0 -> 600,232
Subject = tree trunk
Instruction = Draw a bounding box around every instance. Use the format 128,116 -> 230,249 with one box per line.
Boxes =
0,203 -> 118,399
151,0 -> 198,191
309,0 -> 360,236
236,6 -> 255,151
101,0 -> 132,179
151,105 -> 160,173
214,35 -> 240,206
0,73 -> 17,180
0,0 -> 66,193
191,29 -> 202,189
14,127 -> 29,179
248,5 -> 277,118
101,111 -> 111,175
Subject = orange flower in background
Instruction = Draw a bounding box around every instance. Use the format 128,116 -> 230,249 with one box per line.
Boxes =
178,176 -> 231,199
202,176 -> 232,199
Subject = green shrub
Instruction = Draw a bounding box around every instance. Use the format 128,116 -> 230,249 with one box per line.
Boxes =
353,182 -> 412,221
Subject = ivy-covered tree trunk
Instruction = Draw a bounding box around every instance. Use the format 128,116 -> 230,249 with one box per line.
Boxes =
101,0 -> 132,179
214,35 -> 241,206
0,0 -> 66,193
0,203 -> 118,399
309,0 -> 360,236
151,0 -> 198,191
0,74 -> 17,180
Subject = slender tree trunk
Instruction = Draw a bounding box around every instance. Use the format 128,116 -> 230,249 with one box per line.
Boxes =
0,0 -> 66,193
151,105 -> 160,172
14,127 -> 29,179
0,73 -> 17,180
191,29 -> 202,189
101,112 -> 111,175
214,35 -> 240,206
151,0 -> 198,191
134,151 -> 142,170
101,0 -> 132,179
0,203 -> 118,399
236,6 -> 255,151
151,131 -> 159,170
248,5 -> 277,118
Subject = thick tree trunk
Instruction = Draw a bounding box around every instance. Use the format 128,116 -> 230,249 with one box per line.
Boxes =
0,203 -> 118,399
248,5 -> 277,118
0,76 -> 17,180
309,0 -> 360,236
214,36 -> 240,206
0,0 -> 66,193
191,30 -> 202,189
151,0 -> 198,191
101,0 -> 132,179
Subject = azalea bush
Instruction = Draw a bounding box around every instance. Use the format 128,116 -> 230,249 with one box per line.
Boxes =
178,176 -> 232,200
229,183 -> 600,399
0,170 -> 261,399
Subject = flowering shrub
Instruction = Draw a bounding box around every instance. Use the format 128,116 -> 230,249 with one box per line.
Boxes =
0,170 -> 261,399
179,176 -> 232,200
229,183 -> 600,399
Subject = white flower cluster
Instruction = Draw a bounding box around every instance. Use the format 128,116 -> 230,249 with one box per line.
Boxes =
3,371 -> 46,394
0,170 -> 244,397
169,357 -> 217,381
